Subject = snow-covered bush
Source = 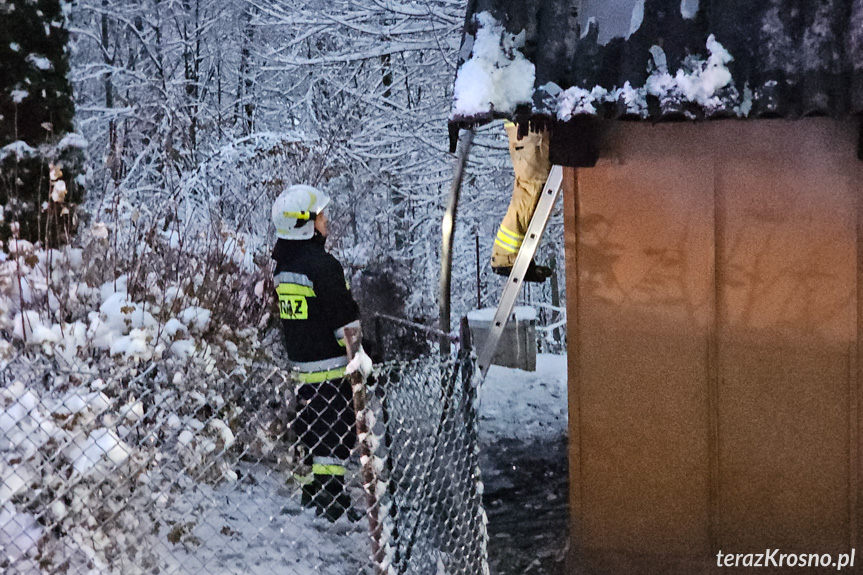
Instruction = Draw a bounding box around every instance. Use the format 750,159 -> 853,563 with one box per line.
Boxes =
0,208 -> 298,573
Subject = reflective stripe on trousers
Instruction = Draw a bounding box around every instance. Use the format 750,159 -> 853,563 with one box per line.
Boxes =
494,225 -> 523,253
312,456 -> 347,476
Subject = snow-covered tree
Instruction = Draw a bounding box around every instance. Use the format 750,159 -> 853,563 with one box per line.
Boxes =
66,0 -> 565,328
1,0 -> 83,245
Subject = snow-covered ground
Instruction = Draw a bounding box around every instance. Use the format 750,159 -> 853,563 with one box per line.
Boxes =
151,464 -> 369,575
479,354 -> 568,443
479,355 -> 570,575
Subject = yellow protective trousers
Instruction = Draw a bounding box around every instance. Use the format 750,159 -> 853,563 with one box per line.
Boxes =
491,122 -> 552,269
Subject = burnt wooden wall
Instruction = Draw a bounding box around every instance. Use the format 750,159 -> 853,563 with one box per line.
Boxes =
564,118 -> 862,574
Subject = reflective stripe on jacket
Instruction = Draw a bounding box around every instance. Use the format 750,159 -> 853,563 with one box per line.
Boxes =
271,235 -> 360,382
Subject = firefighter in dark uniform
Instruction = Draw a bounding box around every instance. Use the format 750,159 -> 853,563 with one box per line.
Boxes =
271,184 -> 361,521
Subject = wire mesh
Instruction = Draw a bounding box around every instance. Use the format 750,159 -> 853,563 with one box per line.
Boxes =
0,352 -> 488,575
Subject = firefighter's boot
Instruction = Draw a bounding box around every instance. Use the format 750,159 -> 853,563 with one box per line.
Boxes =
492,260 -> 554,283
311,474 -> 351,522
292,470 -> 316,508
307,458 -> 351,521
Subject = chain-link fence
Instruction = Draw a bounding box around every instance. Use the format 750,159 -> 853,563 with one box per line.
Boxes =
0,351 -> 488,575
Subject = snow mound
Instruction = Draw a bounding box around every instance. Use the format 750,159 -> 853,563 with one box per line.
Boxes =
69,428 -> 132,475
1,140 -> 36,161
179,306 -> 212,333
452,12 -> 536,117
645,34 -> 734,110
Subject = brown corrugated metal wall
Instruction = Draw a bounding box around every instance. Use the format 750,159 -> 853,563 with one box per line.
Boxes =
565,118 -> 862,573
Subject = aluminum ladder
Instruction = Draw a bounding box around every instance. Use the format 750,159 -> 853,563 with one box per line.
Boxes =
474,164 -> 564,386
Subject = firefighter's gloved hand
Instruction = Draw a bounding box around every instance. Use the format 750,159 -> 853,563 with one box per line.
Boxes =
346,345 -> 373,379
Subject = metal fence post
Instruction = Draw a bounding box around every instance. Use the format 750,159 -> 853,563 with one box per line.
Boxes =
344,325 -> 386,574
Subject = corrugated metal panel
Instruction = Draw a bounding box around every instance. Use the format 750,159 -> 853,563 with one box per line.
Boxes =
449,0 -> 863,127
566,118 -> 860,572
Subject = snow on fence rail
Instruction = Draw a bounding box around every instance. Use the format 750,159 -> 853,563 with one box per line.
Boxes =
0,354 -> 488,575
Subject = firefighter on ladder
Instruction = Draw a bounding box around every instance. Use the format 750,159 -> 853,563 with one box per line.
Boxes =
491,121 -> 554,282
271,184 -> 364,522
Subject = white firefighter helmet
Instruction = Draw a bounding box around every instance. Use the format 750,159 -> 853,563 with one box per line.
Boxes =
272,184 -> 331,240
